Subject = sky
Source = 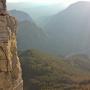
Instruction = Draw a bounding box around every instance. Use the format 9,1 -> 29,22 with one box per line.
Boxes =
7,0 -> 90,5
7,0 -> 74,3
7,0 -> 90,3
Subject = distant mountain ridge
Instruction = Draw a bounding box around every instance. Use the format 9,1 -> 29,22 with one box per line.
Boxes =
9,10 -> 33,22
45,1 -> 90,55
9,10 -> 48,51
10,2 -> 90,56
7,2 -> 67,27
18,20 -> 48,50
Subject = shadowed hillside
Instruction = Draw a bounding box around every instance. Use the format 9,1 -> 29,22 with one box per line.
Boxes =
19,49 -> 90,90
17,20 -> 48,50
10,10 -> 48,51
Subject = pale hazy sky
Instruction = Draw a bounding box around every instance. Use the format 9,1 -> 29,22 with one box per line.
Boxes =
7,0 -> 90,5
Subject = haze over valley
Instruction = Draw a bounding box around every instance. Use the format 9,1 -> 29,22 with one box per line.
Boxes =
7,1 -> 90,89
9,1 -> 90,56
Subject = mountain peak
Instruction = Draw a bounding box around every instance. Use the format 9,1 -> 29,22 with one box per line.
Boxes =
69,1 -> 90,9
9,10 -> 32,22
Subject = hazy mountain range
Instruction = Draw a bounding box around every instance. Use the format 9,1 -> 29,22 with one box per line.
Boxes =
9,10 -> 33,22
10,10 -> 48,51
8,2 -> 90,89
8,2 -> 90,90
8,2 -> 67,27
45,1 -> 90,55
9,1 -> 90,56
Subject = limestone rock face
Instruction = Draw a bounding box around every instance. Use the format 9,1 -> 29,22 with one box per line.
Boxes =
0,12 -> 23,90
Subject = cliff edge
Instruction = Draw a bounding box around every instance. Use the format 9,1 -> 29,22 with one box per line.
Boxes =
0,0 -> 23,90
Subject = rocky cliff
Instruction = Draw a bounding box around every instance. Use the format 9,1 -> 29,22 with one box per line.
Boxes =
0,0 -> 23,90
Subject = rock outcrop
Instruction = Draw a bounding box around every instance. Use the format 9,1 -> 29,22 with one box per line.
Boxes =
0,0 -> 23,90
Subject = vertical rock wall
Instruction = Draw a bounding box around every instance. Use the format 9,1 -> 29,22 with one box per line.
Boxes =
0,1 -> 23,90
